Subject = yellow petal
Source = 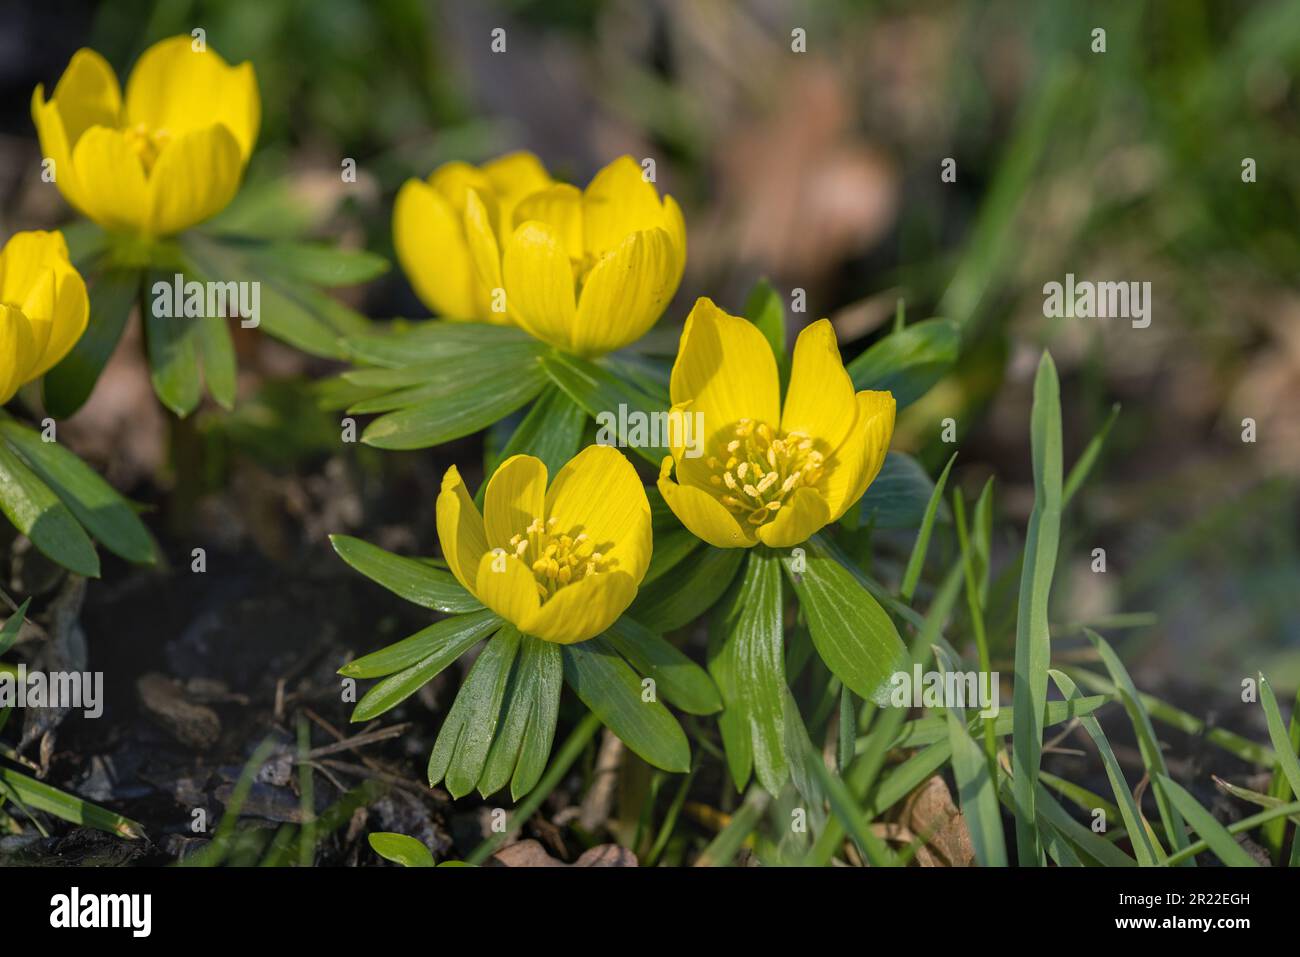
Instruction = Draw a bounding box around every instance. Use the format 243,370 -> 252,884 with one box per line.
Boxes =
482,150 -> 552,231
32,87 -> 85,213
0,305 -> 37,405
670,297 -> 780,448
435,465 -> 490,595
0,232 -> 87,377
780,318 -> 858,454
463,188 -> 505,312
662,193 -> 687,277
393,178 -> 480,320
483,455 -> 548,550
429,161 -> 497,220
572,227 -> 676,357
29,266 -> 88,379
755,487 -> 831,548
657,456 -> 756,549
820,390 -> 896,519
69,126 -> 149,233
483,151 -> 551,199
124,35 -> 260,159
514,184 -> 583,261
545,445 -> 652,583
527,571 -> 638,644
474,550 -> 542,633
502,221 -> 578,350
582,155 -> 671,257
147,125 -> 243,236
0,230 -> 71,307
48,48 -> 122,145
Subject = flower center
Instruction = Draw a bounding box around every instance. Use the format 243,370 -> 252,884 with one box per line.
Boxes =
707,420 -> 825,527
503,516 -> 614,599
124,123 -> 172,172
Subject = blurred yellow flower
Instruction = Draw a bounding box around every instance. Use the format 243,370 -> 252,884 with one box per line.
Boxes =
395,154 -> 686,356
436,446 -> 652,644
32,36 -> 260,237
0,231 -> 89,404
394,151 -> 553,323
658,298 -> 895,549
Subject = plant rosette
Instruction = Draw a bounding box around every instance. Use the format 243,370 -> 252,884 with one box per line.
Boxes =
649,297 -> 915,796
331,445 -> 720,801
33,36 -> 388,419
323,153 -> 685,467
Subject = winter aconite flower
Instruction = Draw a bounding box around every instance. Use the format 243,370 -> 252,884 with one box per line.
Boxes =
32,36 -> 260,237
395,153 -> 685,356
0,231 -> 89,404
436,446 -> 652,644
658,298 -> 894,549
394,151 -> 554,323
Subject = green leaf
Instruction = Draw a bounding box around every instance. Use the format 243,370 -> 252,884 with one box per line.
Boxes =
0,767 -> 143,839
1085,629 -> 1191,859
785,539 -> 908,704
1050,670 -> 1161,866
540,352 -> 667,465
561,638 -> 690,773
244,240 -> 389,287
345,342 -> 545,413
343,320 -> 534,367
855,452 -> 946,530
1259,674 -> 1300,797
629,544 -> 744,633
341,609 -> 501,680
845,318 -> 960,407
887,694 -> 1109,749
743,278 -> 788,377
640,528 -> 700,586
0,443 -> 99,577
934,647 -> 1006,866
708,549 -> 786,794
43,268 -> 139,418
0,422 -> 155,565
428,626 -> 521,797
486,385 -> 587,477
1063,403 -> 1120,507
362,359 -> 547,450
197,316 -> 237,410
602,617 -> 722,715
0,598 -> 31,656
807,755 -> 898,867
144,270 -> 204,416
900,451 -> 957,602
478,633 -> 563,799
368,832 -> 435,867
1157,775 -> 1257,867
182,233 -> 370,357
329,534 -> 481,613
1011,351 -> 1063,866
350,618 -> 501,722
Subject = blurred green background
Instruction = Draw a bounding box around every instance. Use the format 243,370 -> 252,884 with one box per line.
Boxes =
1,0 -> 1297,695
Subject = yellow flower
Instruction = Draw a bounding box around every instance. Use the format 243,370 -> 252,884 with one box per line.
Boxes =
0,231 -> 89,404
658,298 -> 895,549
32,36 -> 260,237
502,155 -> 685,356
395,153 -> 686,356
393,151 -> 553,323
437,446 -> 652,644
